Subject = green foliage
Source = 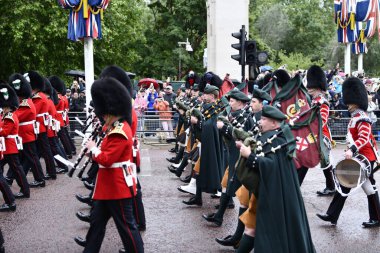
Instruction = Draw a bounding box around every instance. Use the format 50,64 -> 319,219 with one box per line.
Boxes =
274,51 -> 324,71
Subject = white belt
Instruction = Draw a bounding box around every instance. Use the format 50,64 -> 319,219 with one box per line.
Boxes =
6,135 -> 19,138
57,111 -> 64,113
99,161 -> 133,168
36,113 -> 48,117
19,120 -> 35,126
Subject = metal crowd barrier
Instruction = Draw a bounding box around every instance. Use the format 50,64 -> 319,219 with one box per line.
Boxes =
68,110 -> 380,142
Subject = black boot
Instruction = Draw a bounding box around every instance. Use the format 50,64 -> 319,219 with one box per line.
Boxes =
317,166 -> 335,196
204,193 -> 230,226
235,234 -> 255,253
363,192 -> 380,228
216,207 -> 247,247
174,154 -> 189,177
183,186 -> 202,206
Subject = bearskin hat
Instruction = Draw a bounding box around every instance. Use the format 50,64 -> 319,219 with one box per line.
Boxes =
306,65 -> 327,91
0,83 -> 19,110
51,89 -> 59,106
8,73 -> 32,98
257,73 -> 272,89
199,72 -> 223,92
185,71 -> 201,89
27,71 -> 45,91
91,77 -> 132,125
48,76 -> 66,95
43,77 -> 53,98
343,77 -> 368,111
99,65 -> 133,96
272,69 -> 290,87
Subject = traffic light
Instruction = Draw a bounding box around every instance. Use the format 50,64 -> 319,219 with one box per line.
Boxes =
231,25 -> 246,66
245,40 -> 257,65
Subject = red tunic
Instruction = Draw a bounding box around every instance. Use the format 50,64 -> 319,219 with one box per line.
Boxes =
32,92 -> 49,133
63,96 -> 70,126
46,99 -> 59,138
92,121 -> 136,200
0,112 -> 20,155
15,98 -> 36,143
131,109 -> 137,136
348,110 -> 378,162
313,95 -> 332,140
55,94 -> 66,127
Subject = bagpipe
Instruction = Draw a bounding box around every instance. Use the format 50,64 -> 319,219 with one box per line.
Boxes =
235,127 -> 295,196
67,121 -> 103,177
202,98 -> 228,120
217,103 -> 253,130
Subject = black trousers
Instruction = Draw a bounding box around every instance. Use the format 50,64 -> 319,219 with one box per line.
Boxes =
20,141 -> 44,182
1,154 -> 29,196
36,132 -> 56,176
84,199 -> 144,253
63,126 -> 76,154
48,136 -> 68,170
0,228 -> 4,251
297,166 -> 309,186
0,171 -> 15,204
327,162 -> 378,222
58,128 -> 72,156
133,179 -> 146,227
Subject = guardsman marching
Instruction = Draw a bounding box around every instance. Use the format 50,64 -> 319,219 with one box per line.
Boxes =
317,77 -> 380,228
74,77 -> 144,253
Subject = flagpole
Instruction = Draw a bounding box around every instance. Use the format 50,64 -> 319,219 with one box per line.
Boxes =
84,37 -> 94,114
344,43 -> 351,75
358,53 -> 364,73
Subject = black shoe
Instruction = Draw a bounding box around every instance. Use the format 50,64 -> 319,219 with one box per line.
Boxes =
211,193 -> 221,199
362,219 -> 380,228
137,166 -> 141,173
76,194 -> 92,205
0,203 -> 16,212
119,248 -> 126,253
76,211 -> 90,223
72,151 -> 77,156
44,174 -> 57,180
56,167 -> 68,174
183,196 -> 202,206
168,147 -> 177,153
67,155 -> 73,159
14,192 -> 30,199
166,157 -> 179,163
74,236 -> 86,247
215,202 -> 235,210
84,181 -> 94,190
180,175 -> 192,183
29,180 -> 46,188
81,176 -> 90,182
168,166 -> 177,174
202,213 -> 223,226
138,224 -> 146,231
4,177 -> 13,186
316,188 -> 336,196
316,213 -> 337,225
215,235 -> 240,248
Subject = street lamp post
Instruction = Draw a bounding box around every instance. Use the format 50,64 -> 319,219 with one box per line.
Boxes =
178,38 -> 193,80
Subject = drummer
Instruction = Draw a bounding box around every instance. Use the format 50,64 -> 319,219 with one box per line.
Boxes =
317,77 -> 380,228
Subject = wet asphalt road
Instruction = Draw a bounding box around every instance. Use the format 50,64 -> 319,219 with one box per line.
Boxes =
1,143 -> 380,253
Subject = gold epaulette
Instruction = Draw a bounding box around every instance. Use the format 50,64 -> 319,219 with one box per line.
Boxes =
20,99 -> 31,108
32,93 -> 41,99
108,122 -> 128,140
4,112 -> 14,122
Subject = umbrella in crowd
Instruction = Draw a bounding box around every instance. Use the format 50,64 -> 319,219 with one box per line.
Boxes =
65,70 -> 85,78
138,78 -> 159,89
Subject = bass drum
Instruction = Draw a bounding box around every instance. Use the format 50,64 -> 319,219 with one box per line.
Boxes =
333,154 -> 371,196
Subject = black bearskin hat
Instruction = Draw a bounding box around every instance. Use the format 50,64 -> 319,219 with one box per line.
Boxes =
257,73 -> 272,89
185,71 -> 201,89
272,69 -> 290,87
43,78 -> 53,98
0,83 -> 19,110
343,77 -> 368,111
51,89 -> 59,106
49,76 -> 66,95
8,73 -> 32,98
199,72 -> 223,92
91,77 -> 132,125
27,71 -> 45,91
99,65 -> 133,96
306,65 -> 327,91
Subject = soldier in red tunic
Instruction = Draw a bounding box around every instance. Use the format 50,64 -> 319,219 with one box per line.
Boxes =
49,76 -> 74,159
301,65 -> 335,195
27,71 -> 57,180
74,78 -> 144,253
8,73 -> 45,187
317,77 -> 380,228
0,83 -> 30,199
